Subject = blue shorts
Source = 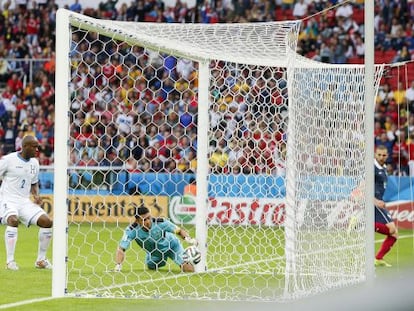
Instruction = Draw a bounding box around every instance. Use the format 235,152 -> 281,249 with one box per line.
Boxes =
145,240 -> 185,270
375,206 -> 393,224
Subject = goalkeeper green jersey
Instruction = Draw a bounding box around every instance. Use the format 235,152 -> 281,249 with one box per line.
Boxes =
119,218 -> 181,258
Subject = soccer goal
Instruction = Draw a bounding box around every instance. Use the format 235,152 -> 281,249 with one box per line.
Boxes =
53,8 -> 384,301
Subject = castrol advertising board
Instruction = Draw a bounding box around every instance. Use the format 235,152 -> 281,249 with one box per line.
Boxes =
169,195 -> 414,230
169,195 -> 285,226
387,201 -> 414,230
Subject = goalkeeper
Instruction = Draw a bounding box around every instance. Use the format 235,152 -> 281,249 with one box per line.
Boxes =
114,206 -> 198,272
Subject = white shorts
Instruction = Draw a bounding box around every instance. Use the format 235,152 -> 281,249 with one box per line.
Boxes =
0,198 -> 47,227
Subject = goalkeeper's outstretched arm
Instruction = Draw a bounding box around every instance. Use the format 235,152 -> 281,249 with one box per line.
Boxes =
114,247 -> 125,272
175,227 -> 198,246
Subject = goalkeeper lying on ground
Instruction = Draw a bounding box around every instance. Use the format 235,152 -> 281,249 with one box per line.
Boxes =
114,206 -> 198,272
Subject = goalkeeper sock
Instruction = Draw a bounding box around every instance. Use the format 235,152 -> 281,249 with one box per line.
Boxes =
376,235 -> 397,260
375,222 -> 390,235
5,226 -> 18,263
37,228 -> 52,261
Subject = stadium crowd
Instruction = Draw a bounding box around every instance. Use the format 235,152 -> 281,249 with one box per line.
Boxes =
0,0 -> 414,178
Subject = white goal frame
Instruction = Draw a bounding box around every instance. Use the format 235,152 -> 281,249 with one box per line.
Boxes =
53,7 -> 382,300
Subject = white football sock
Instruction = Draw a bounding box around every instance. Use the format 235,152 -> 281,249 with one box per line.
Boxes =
37,228 -> 52,261
5,226 -> 18,264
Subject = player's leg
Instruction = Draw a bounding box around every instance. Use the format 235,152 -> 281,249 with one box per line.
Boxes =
35,215 -> 53,269
146,253 -> 165,270
2,202 -> 19,270
21,203 -> 53,269
374,207 -> 397,267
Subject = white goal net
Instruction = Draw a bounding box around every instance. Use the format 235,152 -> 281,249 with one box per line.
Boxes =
284,54 -> 384,298
53,8 -> 384,301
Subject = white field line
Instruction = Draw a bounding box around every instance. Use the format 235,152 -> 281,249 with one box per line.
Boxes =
1,234 -> 413,308
0,297 -> 56,310
75,234 -> 414,297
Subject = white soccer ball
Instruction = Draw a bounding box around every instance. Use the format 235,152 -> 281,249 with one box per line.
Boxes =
183,245 -> 201,265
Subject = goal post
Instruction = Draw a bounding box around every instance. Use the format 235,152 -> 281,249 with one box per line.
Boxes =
54,8 -> 384,301
283,53 -> 384,297
53,9 -> 71,298
194,61 -> 209,272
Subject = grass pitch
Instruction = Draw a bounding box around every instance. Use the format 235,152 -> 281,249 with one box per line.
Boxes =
0,225 -> 413,310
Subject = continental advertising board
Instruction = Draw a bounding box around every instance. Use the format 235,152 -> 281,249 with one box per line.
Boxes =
40,195 -> 168,223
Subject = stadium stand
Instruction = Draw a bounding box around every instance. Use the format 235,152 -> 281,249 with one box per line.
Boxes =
0,0 -> 413,177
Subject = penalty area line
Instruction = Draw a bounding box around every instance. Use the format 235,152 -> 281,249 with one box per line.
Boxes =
0,296 -> 55,310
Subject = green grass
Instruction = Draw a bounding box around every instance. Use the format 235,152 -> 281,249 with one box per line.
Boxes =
65,223 -> 286,300
0,225 -> 413,310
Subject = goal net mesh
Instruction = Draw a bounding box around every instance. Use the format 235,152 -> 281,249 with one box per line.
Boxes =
284,55 -> 384,297
55,9 -> 384,301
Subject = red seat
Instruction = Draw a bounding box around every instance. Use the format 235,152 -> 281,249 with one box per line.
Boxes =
144,14 -> 157,22
375,55 -> 390,64
384,50 -> 397,63
347,56 -> 364,64
375,50 -> 396,64
353,8 -> 364,25
274,8 -> 283,20
284,9 -> 294,20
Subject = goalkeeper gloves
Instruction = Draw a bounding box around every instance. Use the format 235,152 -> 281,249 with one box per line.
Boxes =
184,236 -> 198,246
114,263 -> 122,272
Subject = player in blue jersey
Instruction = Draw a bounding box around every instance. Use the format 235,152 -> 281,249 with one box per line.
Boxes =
374,145 -> 398,267
114,206 -> 198,272
0,135 -> 53,270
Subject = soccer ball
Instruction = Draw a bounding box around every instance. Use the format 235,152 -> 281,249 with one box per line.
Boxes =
183,245 -> 201,265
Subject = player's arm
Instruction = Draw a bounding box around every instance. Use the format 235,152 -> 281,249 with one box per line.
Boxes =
114,246 -> 126,272
374,197 -> 386,208
30,182 -> 42,204
0,156 -> 9,177
114,229 -> 133,272
159,218 -> 198,245
174,226 -> 197,246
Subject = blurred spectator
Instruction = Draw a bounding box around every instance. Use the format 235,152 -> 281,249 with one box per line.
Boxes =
375,23 -> 390,51
0,0 -> 412,178
209,146 -> 228,173
393,81 -> 406,106
353,33 -> 365,58
320,43 -> 334,63
69,0 -> 82,13
7,73 -> 23,93
392,46 -> 411,63
115,105 -> 134,135
3,118 -> 17,152
26,11 -> 40,46
186,148 -> 197,173
408,132 -> 414,176
377,83 -> 394,105
176,58 -> 194,80
15,129 -> 24,151
405,80 -> 414,111
281,0 -> 294,12
183,177 -> 197,196
292,0 -> 307,19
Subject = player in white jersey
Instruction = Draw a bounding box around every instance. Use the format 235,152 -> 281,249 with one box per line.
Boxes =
0,135 -> 53,270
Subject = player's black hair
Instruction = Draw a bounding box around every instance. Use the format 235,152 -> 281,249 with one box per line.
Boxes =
135,206 -> 150,219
